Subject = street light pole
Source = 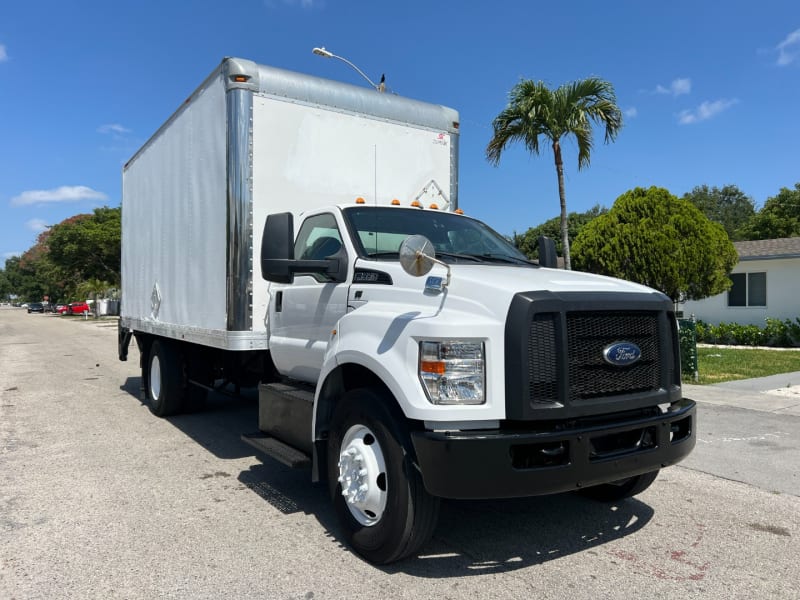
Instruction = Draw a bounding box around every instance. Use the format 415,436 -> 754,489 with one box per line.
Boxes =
312,47 -> 383,92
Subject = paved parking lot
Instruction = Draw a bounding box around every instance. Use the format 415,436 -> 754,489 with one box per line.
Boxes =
1,308 -> 798,599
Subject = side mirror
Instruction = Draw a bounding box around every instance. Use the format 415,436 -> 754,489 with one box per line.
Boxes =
537,236 -> 557,269
399,234 -> 451,289
261,213 -> 295,283
260,212 -> 349,284
399,235 -> 436,276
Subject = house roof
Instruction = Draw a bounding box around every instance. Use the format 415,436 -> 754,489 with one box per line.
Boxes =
734,237 -> 800,260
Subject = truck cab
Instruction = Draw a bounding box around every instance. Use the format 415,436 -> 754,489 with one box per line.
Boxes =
256,201 -> 695,564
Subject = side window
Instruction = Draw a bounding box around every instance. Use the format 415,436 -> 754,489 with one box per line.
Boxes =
747,272 -> 766,306
294,213 -> 343,280
727,272 -> 766,307
728,273 -> 746,307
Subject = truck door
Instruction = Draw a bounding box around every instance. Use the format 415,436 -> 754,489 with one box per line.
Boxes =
268,212 -> 349,382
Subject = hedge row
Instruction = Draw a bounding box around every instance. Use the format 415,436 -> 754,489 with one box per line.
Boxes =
695,317 -> 800,347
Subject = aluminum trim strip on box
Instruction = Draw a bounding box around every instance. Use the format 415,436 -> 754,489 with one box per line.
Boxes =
121,317 -> 268,351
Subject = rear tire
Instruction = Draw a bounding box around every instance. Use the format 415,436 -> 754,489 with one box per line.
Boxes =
146,340 -> 184,417
579,470 -> 660,502
327,388 -> 440,564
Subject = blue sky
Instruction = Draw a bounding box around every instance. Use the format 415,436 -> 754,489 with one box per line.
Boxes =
1,1 -> 799,261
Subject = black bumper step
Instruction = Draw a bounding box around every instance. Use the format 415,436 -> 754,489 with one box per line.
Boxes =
241,432 -> 311,469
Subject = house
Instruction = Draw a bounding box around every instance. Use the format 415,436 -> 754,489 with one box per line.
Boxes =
681,237 -> 800,326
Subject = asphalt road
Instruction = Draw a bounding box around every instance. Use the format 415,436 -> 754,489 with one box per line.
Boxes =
1,308 -> 798,599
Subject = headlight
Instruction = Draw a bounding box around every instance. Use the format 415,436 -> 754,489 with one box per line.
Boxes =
419,340 -> 485,405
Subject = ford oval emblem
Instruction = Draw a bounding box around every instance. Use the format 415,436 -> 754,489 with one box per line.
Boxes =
603,342 -> 642,367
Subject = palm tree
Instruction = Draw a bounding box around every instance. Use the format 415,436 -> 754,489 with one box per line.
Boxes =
486,77 -> 622,270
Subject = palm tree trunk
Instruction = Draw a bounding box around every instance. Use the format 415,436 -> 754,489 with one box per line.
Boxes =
553,140 -> 571,270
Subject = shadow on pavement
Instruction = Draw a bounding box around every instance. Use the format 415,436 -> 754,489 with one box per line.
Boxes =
392,494 -> 652,576
120,376 -> 654,575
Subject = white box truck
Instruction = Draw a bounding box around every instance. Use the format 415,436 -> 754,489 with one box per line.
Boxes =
119,57 -> 696,564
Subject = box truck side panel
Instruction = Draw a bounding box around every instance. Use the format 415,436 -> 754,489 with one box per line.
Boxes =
122,73 -> 228,334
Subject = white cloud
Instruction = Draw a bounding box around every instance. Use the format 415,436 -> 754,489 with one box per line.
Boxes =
776,28 -> 800,66
624,107 -> 638,118
98,123 -> 131,135
678,98 -> 739,125
4,251 -> 22,260
0,44 -> 7,62
26,218 -> 49,232
655,78 -> 691,96
11,185 -> 108,206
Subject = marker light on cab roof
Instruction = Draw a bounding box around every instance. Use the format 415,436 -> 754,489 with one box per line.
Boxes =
355,197 -> 366,204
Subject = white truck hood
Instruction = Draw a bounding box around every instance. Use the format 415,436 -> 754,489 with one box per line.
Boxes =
404,263 -> 667,323
450,264 -> 654,295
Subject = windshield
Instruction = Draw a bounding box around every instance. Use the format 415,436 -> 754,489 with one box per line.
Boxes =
343,207 -> 533,266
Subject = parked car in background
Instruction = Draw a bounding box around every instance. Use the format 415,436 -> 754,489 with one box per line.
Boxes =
58,302 -> 92,315
27,302 -> 45,313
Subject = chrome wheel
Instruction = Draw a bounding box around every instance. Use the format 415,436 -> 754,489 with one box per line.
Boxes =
149,352 -> 162,401
337,424 -> 388,526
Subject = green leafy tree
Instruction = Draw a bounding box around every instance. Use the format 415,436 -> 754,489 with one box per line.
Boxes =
486,77 -> 623,270
18,228 -> 70,303
3,254 -> 45,302
47,206 -> 121,287
0,263 -> 13,300
682,184 -> 755,240
739,183 -> 800,240
514,205 -> 607,260
572,187 -> 738,303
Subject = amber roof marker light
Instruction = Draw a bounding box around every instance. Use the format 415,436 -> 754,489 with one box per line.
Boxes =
312,46 -> 385,93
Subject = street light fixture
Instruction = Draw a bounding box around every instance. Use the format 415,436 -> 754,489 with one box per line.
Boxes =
312,46 -> 383,92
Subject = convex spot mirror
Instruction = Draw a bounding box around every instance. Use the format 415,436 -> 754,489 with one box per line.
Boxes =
399,235 -> 436,277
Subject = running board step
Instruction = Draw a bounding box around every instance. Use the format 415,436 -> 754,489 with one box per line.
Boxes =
241,432 -> 311,469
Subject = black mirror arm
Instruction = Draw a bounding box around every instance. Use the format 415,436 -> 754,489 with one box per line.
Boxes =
261,258 -> 343,284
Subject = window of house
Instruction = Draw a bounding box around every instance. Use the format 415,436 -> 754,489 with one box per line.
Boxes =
728,272 -> 766,307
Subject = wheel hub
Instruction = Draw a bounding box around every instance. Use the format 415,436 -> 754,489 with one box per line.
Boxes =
149,354 -> 162,400
338,424 -> 387,526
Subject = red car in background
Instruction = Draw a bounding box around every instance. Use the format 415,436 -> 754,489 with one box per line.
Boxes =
58,301 -> 92,315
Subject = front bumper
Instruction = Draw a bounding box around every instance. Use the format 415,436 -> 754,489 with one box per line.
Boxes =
411,398 -> 696,499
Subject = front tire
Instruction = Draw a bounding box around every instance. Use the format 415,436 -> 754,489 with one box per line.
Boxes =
328,389 -> 440,564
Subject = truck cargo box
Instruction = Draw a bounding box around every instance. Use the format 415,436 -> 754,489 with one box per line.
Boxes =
121,57 -> 459,350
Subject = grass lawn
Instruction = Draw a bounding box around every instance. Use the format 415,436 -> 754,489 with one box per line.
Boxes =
693,346 -> 800,385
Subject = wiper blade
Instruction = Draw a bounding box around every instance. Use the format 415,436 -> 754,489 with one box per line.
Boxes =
435,251 -> 484,263
475,253 -> 537,265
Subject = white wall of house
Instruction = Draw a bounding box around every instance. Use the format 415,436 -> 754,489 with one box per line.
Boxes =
681,257 -> 800,325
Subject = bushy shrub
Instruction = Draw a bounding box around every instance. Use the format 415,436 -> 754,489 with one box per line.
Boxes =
695,318 -> 800,347
677,319 -> 698,380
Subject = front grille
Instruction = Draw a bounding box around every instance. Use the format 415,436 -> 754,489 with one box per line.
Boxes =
565,312 -> 660,401
505,291 -> 678,420
527,311 -> 661,405
528,314 -> 558,403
